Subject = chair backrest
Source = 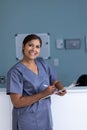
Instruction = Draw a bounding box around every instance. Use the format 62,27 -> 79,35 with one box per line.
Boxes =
76,74 -> 87,86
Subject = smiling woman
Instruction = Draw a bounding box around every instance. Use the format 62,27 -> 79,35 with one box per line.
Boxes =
22,35 -> 41,61
6,34 -> 66,130
21,34 -> 42,74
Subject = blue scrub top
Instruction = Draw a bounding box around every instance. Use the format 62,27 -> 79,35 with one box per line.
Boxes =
6,58 -> 58,130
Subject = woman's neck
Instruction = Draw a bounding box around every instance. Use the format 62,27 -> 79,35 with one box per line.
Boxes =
21,58 -> 35,65
21,58 -> 38,75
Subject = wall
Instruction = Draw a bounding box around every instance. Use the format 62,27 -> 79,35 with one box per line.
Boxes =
0,0 -> 87,87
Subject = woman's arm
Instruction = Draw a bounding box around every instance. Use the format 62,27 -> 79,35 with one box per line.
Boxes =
10,84 -> 56,108
54,80 -> 67,96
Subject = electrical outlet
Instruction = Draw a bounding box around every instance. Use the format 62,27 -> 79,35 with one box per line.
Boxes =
0,76 -> 5,84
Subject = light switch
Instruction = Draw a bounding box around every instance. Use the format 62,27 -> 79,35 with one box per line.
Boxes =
56,39 -> 64,49
54,58 -> 59,66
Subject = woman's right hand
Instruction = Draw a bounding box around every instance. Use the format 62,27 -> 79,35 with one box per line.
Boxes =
42,85 -> 56,96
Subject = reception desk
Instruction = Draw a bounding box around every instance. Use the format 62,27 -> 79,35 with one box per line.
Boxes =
0,88 -> 12,130
0,87 -> 87,130
51,87 -> 87,130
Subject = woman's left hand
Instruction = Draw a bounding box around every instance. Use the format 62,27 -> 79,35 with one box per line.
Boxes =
56,89 -> 67,96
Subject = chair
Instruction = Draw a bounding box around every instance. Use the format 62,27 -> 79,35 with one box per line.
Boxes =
76,74 -> 87,86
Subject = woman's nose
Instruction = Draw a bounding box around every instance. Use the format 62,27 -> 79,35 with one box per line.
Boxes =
32,46 -> 35,49
32,45 -> 36,50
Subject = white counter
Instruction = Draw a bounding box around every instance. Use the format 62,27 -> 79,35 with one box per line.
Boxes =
51,87 -> 87,130
1,87 -> 87,130
0,88 -> 12,130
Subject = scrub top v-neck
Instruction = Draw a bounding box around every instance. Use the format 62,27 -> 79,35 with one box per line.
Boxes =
6,58 -> 58,130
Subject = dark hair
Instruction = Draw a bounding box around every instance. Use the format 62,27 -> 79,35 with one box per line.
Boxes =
23,34 -> 42,47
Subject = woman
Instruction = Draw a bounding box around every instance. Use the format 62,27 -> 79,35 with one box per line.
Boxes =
6,34 -> 66,130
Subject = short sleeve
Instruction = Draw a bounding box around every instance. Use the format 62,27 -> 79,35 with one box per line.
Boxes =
47,63 -> 58,84
38,58 -> 58,84
6,69 -> 23,95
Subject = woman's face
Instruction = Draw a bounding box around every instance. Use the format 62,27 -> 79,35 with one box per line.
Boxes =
22,39 -> 41,60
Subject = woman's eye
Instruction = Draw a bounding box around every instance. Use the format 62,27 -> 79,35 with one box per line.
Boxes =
27,43 -> 40,48
28,44 -> 32,47
36,45 -> 40,48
